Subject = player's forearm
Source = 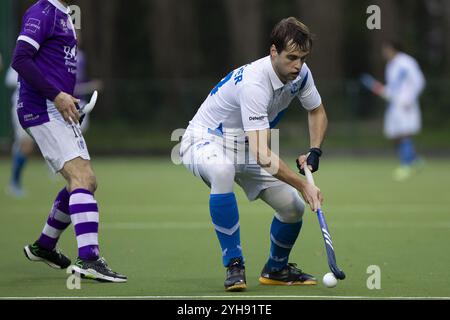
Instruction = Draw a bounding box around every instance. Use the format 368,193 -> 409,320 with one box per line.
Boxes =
12,41 -> 61,101
75,80 -> 102,96
308,104 -> 328,149
248,130 -> 307,191
273,156 -> 309,191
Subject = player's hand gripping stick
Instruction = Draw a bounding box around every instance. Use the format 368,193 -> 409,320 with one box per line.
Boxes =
304,166 -> 346,280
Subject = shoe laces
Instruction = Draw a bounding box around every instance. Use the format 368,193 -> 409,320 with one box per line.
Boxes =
287,263 -> 302,274
97,258 -> 117,274
228,258 -> 244,274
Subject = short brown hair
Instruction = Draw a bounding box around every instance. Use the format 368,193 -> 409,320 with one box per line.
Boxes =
270,17 -> 313,53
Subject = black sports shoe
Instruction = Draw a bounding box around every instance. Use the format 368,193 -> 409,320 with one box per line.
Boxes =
224,258 -> 247,292
72,257 -> 127,283
259,263 -> 317,286
24,242 -> 71,269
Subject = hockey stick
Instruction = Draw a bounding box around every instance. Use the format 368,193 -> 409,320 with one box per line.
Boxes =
304,166 -> 346,280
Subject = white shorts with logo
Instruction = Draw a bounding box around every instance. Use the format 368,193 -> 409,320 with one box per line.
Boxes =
180,125 -> 284,201
28,119 -> 90,173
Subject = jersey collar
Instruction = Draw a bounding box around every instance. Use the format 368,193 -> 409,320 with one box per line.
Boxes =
265,56 -> 285,91
48,0 -> 71,14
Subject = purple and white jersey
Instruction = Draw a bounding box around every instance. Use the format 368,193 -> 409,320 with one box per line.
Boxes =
16,0 -> 77,128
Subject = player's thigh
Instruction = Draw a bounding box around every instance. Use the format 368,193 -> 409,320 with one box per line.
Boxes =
181,136 -> 236,189
28,120 -> 91,174
235,163 -> 285,202
259,184 -> 305,223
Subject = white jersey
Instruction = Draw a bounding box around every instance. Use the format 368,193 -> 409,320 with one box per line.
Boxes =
383,53 -> 425,138
190,56 -> 322,133
385,53 -> 425,109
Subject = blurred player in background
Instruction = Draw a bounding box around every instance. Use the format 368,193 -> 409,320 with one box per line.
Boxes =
5,30 -> 102,198
180,17 -> 327,291
73,29 -> 103,126
12,0 -> 125,282
361,41 -> 425,181
5,66 -> 34,198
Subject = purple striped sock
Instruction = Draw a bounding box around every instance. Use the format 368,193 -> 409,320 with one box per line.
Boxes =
69,189 -> 100,261
37,188 -> 72,251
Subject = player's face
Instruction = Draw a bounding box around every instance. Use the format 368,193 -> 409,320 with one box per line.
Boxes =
271,43 -> 309,83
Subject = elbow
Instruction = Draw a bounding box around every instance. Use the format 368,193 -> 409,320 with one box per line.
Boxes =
11,53 -> 24,74
255,152 -> 280,175
11,57 -> 19,73
11,43 -> 34,74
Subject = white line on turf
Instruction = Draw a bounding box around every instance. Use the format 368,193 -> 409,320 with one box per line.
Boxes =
102,222 -> 211,230
1,295 -> 449,300
100,221 -> 450,230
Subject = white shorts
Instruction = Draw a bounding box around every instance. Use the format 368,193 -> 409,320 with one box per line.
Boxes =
28,119 -> 90,173
384,103 -> 421,139
180,126 -> 285,201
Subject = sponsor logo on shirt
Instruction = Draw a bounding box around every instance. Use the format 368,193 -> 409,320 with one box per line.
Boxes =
24,113 -> 40,122
60,18 -> 69,33
64,45 -> 77,60
42,5 -> 51,15
63,45 -> 77,74
24,18 -> 41,34
291,81 -> 301,95
249,116 -> 266,121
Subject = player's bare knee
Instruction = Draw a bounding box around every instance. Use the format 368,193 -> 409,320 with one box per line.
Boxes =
86,174 -> 97,193
68,172 -> 97,193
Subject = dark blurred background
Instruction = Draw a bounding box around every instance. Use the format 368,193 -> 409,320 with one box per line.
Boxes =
1,0 -> 449,155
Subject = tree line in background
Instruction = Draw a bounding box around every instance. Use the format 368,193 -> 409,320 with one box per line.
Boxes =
9,0 -> 450,129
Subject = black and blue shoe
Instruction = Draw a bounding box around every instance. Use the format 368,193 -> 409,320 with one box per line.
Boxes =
224,258 -> 247,292
259,263 -> 317,286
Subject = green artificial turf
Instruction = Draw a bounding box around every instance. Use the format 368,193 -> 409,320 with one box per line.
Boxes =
0,157 -> 449,299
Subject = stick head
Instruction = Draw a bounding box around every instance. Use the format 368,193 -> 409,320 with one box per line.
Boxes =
83,90 -> 98,114
78,91 -> 98,115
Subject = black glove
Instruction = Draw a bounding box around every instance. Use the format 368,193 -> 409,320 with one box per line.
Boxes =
296,148 -> 322,175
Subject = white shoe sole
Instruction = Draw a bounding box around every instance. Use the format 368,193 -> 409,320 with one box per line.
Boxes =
23,245 -> 62,269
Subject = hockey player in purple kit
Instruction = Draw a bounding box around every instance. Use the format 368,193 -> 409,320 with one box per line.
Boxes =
12,0 -> 126,282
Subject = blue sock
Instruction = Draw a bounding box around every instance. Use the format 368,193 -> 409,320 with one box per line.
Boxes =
209,193 -> 243,267
398,138 -> 417,166
11,150 -> 27,187
267,217 -> 303,272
